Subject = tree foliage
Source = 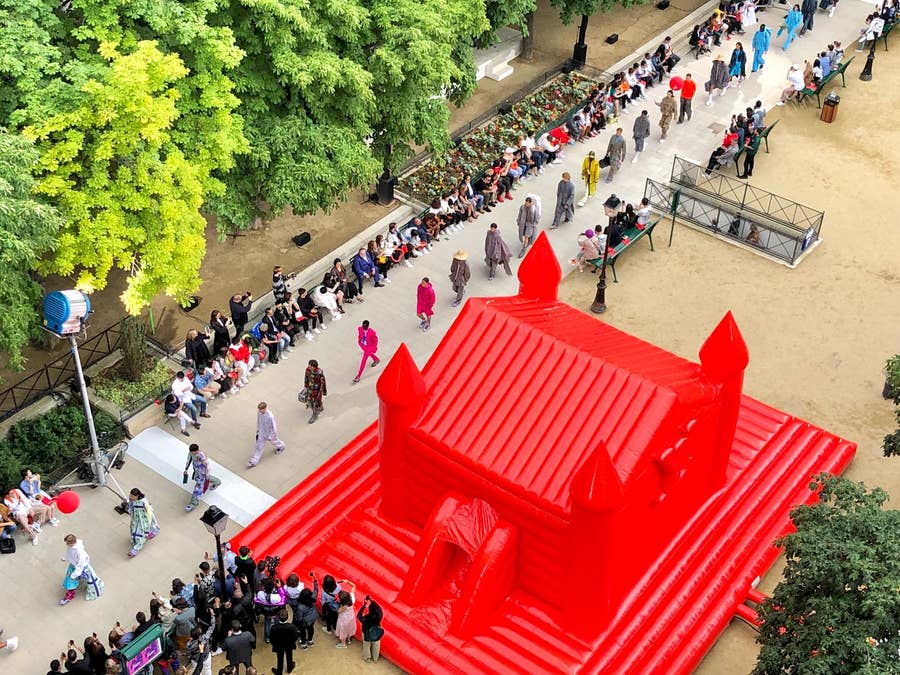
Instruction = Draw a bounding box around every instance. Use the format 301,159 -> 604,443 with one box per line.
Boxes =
550,0 -> 647,25
0,128 -> 62,371
478,0 -> 536,49
754,475 -> 900,674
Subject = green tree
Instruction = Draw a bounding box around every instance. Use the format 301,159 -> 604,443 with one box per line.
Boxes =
210,0 -> 381,230
25,41 -> 209,313
754,475 -> 900,674
0,128 -> 62,370
550,0 -> 646,25
478,0 -> 536,48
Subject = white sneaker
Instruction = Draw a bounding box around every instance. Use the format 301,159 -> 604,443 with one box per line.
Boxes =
551,159 -> 562,165
384,278 -> 392,284
286,346 -> 295,352
577,201 -> 585,208
632,155 -> 639,163
423,248 -> 431,255
305,333 -> 314,341
776,101 -> 785,106
320,323 -> 328,329
241,378 -> 249,385
32,537 -> 39,546
210,648 -> 222,657
4,637 -> 18,652
49,518 -> 60,527
313,328 -> 322,334
411,249 -> 421,257
280,354 -> 288,360
219,392 -> 227,400
404,259 -> 413,268
333,313 -> 342,321
538,167 -> 545,174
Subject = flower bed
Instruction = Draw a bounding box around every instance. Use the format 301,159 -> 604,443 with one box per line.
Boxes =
92,358 -> 174,411
399,71 -> 597,200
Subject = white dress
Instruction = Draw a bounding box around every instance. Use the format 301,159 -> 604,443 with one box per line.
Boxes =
742,1 -> 757,29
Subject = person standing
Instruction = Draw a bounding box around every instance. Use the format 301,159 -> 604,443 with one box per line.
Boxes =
248,403 -> 286,467
208,311 -> 231,358
184,444 -> 221,511
516,197 -> 538,257
484,223 -> 513,279
576,151 -> 600,208
780,5 -> 802,50
800,0 -> 816,35
550,172 -> 575,229
631,111 -> 650,163
352,320 -> 380,384
416,278 -> 436,331
229,292 -> 253,339
126,488 -> 159,558
738,127 -> 761,178
271,266 -> 294,304
449,251 -> 471,306
605,129 -> 627,183
357,595 -> 385,663
59,535 -> 104,605
269,610 -> 299,675
751,24 -> 771,72
657,90 -> 677,142
677,74 -> 696,123
728,43 -> 747,87
303,360 -> 327,424
705,54 -> 730,105
223,620 -> 255,674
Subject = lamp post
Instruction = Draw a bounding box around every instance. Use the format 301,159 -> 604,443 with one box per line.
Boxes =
572,14 -> 590,67
200,506 -> 229,601
591,194 -> 623,314
859,40 -> 876,81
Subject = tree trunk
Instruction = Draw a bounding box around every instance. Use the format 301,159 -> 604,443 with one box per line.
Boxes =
522,11 -> 535,61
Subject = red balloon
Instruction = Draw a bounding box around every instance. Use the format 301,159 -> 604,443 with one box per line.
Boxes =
55,490 -> 80,514
669,76 -> 684,91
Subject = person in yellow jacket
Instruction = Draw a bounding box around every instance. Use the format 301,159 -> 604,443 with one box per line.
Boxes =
577,150 -> 601,207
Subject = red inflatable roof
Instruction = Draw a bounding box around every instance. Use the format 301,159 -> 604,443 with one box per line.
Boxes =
232,233 -> 855,674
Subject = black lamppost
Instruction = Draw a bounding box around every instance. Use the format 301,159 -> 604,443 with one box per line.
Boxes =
572,14 -> 590,67
200,506 -> 229,601
859,40 -> 876,81
591,195 -> 623,314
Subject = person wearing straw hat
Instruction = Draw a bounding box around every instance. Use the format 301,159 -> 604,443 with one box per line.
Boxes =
705,53 -> 731,105
449,251 -> 470,307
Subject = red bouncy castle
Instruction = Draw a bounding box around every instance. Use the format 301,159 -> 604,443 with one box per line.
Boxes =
233,233 -> 855,673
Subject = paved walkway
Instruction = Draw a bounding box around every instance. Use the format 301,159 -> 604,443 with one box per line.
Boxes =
3,4 -> 873,670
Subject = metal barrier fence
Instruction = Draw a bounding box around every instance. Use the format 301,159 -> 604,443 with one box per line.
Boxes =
654,156 -> 824,265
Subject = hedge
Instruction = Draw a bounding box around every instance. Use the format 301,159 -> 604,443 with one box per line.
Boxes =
0,403 -> 124,490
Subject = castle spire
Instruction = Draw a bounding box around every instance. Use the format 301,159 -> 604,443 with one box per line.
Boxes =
376,342 -> 426,405
699,311 -> 749,379
571,440 -> 624,511
517,231 -> 562,302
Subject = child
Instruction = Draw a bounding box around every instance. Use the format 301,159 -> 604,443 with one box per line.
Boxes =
334,581 -> 358,648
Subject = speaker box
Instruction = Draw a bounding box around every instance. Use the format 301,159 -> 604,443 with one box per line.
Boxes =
656,0 -> 670,8
606,33 -> 619,44
292,232 -> 312,247
1,537 -> 16,554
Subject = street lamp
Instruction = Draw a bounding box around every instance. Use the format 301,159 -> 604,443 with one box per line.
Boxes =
572,14 -> 590,67
200,506 -> 230,601
859,40 -> 876,81
591,195 -> 621,314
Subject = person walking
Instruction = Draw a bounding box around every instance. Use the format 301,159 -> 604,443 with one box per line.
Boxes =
779,5 -> 802,50
631,111 -> 650,163
657,90 -> 677,141
269,610 -> 299,675
576,151 -> 600,208
184,444 -> 222,510
59,534 -> 104,605
800,0 -> 816,35
728,43 -> 747,86
484,223 -> 513,279
677,74 -> 696,123
352,320 -> 380,384
357,595 -> 385,663
416,278 -> 436,331
516,197 -> 539,257
450,251 -> 471,306
550,172 -> 575,228
605,129 -> 627,183
248,403 -> 286,467
751,24 -> 771,72
705,54 -> 730,105
126,488 -> 159,558
303,360 -> 327,424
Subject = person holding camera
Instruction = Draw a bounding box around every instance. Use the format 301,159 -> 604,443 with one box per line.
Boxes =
357,595 -> 384,663
229,291 -> 253,339
334,581 -> 358,649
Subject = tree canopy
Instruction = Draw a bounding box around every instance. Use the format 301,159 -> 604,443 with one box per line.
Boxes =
754,475 -> 900,674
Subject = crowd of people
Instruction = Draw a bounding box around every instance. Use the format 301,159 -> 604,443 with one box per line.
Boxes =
38,541 -> 385,675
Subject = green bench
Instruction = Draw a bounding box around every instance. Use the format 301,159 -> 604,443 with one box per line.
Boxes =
586,215 -> 662,282
732,119 -> 778,174
796,56 -> 855,108
882,20 -> 896,51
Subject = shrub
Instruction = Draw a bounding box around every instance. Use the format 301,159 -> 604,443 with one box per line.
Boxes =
0,403 -> 124,489
92,358 -> 173,410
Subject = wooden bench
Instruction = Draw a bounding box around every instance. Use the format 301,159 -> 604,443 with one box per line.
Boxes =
796,56 -> 854,108
586,216 -> 662,282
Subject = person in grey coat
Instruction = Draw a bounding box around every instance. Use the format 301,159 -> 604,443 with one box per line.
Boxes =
705,53 -> 730,105
516,196 -> 539,257
632,111 -> 651,163
605,128 -> 627,183
449,250 -> 471,306
550,173 -> 575,229
484,223 -> 513,279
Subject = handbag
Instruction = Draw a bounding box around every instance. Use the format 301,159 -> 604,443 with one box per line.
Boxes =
298,388 -> 309,404
364,625 -> 385,642
599,156 -> 611,169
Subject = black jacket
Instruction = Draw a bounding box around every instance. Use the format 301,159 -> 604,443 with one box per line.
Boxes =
223,630 -> 255,665
269,620 -> 300,652
356,600 -> 384,636
185,334 -> 211,367
229,297 -> 251,325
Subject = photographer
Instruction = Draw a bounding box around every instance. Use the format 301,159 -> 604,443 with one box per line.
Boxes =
254,576 -> 286,643
292,574 -> 319,649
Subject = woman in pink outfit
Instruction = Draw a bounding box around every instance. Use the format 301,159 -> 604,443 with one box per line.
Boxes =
416,278 -> 436,331
334,581 -> 357,648
352,321 -> 380,384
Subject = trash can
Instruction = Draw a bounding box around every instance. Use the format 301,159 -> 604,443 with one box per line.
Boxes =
820,93 -> 840,123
